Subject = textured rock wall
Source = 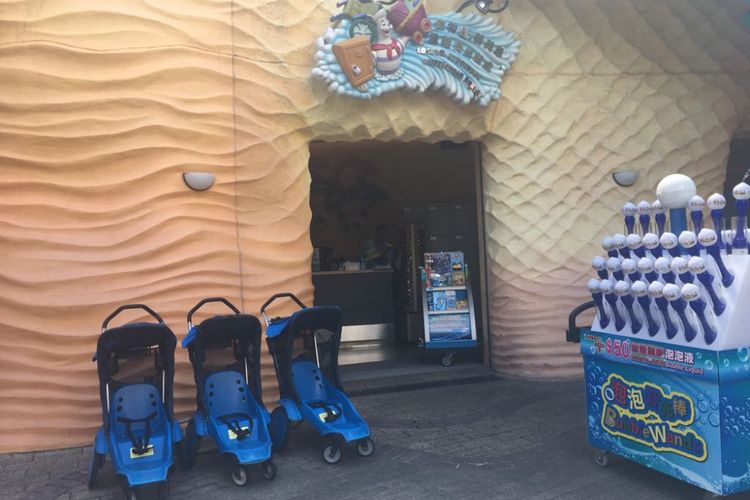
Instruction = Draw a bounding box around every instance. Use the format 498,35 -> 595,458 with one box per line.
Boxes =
1,0 -> 749,450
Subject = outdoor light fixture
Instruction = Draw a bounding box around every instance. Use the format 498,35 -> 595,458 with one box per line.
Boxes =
182,172 -> 215,191
456,0 -> 508,15
612,170 -> 639,187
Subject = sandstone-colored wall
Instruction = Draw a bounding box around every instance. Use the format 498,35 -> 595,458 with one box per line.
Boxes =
1,0 -> 749,451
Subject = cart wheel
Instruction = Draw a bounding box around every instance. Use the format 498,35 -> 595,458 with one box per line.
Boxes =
269,406 -> 289,452
592,448 -> 611,467
441,353 -> 455,367
181,420 -> 201,469
356,437 -> 375,457
349,17 -> 377,44
420,17 -> 432,33
322,437 -> 342,465
261,459 -> 277,481
231,465 -> 248,486
87,448 -> 105,489
412,31 -> 424,44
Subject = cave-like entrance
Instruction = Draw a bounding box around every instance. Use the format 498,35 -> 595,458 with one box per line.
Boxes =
307,139 -> 490,380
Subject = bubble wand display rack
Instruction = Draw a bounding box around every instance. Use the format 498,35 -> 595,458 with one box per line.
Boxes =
576,174 -> 750,499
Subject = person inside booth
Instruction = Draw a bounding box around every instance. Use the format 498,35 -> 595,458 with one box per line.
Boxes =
360,224 -> 393,268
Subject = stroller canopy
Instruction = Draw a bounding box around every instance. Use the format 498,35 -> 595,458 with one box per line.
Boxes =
266,305 -> 343,402
183,298 -> 263,405
94,305 -> 177,427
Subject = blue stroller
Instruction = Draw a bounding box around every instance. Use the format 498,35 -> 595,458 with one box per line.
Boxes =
88,304 -> 183,499
181,298 -> 276,486
262,293 -> 374,464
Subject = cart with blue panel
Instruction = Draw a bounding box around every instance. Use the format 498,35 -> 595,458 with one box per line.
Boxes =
571,181 -> 750,499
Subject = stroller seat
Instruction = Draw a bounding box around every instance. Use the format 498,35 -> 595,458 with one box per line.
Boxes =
292,360 -> 369,442
110,383 -> 171,480
204,370 -> 271,457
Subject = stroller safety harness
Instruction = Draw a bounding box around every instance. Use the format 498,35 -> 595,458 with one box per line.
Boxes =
118,413 -> 157,456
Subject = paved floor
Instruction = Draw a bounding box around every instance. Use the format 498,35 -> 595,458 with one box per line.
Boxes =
2,377 -> 748,500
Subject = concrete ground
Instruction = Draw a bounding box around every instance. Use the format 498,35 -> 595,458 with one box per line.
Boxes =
2,377 -> 747,500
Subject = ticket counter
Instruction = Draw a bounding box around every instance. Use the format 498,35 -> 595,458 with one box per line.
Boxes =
312,269 -> 396,364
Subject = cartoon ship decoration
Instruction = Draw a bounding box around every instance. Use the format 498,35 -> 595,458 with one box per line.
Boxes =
312,0 -> 520,105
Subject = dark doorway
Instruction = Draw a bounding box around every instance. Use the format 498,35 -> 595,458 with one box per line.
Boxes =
308,140 -> 488,369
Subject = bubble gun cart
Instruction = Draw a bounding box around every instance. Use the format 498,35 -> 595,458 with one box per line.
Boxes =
570,175 -> 750,499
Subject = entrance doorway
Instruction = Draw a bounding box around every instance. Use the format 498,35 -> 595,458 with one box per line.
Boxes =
308,140 -> 488,371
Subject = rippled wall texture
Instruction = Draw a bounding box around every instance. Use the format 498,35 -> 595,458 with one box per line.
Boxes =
1,0 -> 749,450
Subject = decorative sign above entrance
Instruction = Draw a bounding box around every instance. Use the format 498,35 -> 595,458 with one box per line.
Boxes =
311,0 -> 520,106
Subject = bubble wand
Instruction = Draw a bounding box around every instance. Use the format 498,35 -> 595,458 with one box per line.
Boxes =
698,229 -> 735,288
707,193 -> 726,252
663,283 -> 698,342
637,201 -> 651,235
649,281 -> 677,339
600,280 -> 626,332
632,281 -> 659,337
688,256 -> 726,316
588,279 -> 610,329
732,182 -> 750,255
622,202 -> 637,234
616,281 -> 642,334
681,283 -> 718,345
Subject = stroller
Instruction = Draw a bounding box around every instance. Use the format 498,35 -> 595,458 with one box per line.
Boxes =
262,293 -> 374,464
181,298 -> 276,486
88,304 -> 183,499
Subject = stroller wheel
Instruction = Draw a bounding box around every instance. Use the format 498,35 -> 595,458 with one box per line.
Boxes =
322,437 -> 342,465
261,459 -> 277,481
441,352 -> 455,367
87,448 -> 105,489
181,420 -> 201,469
269,407 -> 289,452
231,465 -> 248,486
157,482 -> 169,500
122,486 -> 139,500
356,437 -> 376,457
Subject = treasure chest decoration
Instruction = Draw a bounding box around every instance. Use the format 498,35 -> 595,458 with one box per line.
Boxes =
312,0 -> 520,106
332,36 -> 375,87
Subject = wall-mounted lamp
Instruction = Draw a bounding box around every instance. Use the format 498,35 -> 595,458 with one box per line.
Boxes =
612,170 -> 639,187
182,172 -> 215,191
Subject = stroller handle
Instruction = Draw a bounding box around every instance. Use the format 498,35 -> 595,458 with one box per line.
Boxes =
186,297 -> 241,325
260,293 -> 307,314
260,293 -> 307,323
101,304 -> 164,331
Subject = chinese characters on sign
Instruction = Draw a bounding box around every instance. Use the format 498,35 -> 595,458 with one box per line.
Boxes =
584,333 -> 706,376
